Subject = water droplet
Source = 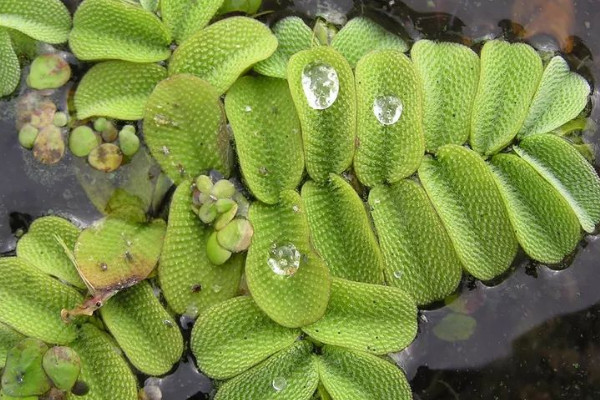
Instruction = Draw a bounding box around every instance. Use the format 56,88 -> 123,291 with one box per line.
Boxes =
212,284 -> 222,293
373,95 -> 403,125
301,62 -> 339,110
161,145 -> 170,155
163,319 -> 174,328
244,105 -> 252,112
272,377 -> 287,391
268,243 -> 303,276
393,270 -> 402,279
292,205 -> 300,213
99,262 -> 108,271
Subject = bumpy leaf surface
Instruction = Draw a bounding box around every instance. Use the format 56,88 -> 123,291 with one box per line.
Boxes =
354,49 -> 424,186
160,0 -> 224,43
143,74 -> 232,184
158,182 -> 244,315
303,278 -> 417,354
254,17 -> 315,79
288,46 -> 356,182
302,175 -> 383,283
518,56 -> 590,138
225,76 -> 304,204
411,40 -> 480,152
69,0 -> 171,62
246,191 -> 331,328
515,134 -> 600,233
0,257 -> 82,344
369,180 -> 462,305
470,40 -> 542,155
0,323 -> 24,369
215,342 -> 318,400
0,0 -> 71,44
75,61 -> 166,120
16,216 -> 84,289
70,324 -> 138,400
169,17 -> 277,94
419,145 -> 518,280
191,296 -> 300,379
317,346 -> 412,400
0,29 -> 19,97
331,17 -> 408,68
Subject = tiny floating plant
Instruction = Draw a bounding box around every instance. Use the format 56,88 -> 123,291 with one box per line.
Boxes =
0,0 -> 599,399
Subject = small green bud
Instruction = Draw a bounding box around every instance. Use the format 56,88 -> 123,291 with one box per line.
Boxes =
214,204 -> 238,230
42,346 -> 81,391
69,126 -> 97,157
118,126 -> 140,156
206,231 -> 232,265
52,112 -> 68,127
216,198 -> 236,213
1,338 -> 51,397
88,143 -> 123,172
18,124 -> 39,149
211,179 -> 236,199
195,175 -> 213,195
216,218 -> 254,252
197,201 -> 218,224
93,117 -> 108,132
26,54 -> 71,90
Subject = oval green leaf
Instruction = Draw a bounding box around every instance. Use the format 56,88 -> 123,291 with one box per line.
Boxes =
160,0 -> 223,43
0,323 -> 24,370
0,28 -> 19,97
0,0 -> 71,44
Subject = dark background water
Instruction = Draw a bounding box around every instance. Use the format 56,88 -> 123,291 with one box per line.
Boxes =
1,0 -> 599,399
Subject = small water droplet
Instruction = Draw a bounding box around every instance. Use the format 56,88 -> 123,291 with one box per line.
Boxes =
301,62 -> 339,110
99,262 -> 108,271
163,319 -> 174,328
393,270 -> 402,279
268,243 -> 303,276
244,105 -> 252,112
373,95 -> 403,125
212,284 -> 222,293
272,377 -> 287,391
161,145 -> 170,155
292,205 -> 300,213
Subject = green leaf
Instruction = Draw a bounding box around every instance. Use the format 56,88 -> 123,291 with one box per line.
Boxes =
160,0 -> 224,43
254,17 -> 316,79
246,191 -> 331,328
191,296 -> 300,379
215,341 -> 318,400
143,74 -> 232,184
0,323 -> 24,369
1,338 -> 51,397
69,0 -> 171,62
303,278 -> 417,354
317,345 -> 412,400
225,76 -> 304,204
470,40 -> 543,155
16,216 -> 85,289
75,61 -> 166,120
100,281 -> 183,375
0,257 -> 83,344
287,46 -> 356,182
169,17 -> 277,94
518,56 -> 590,138
490,153 -> 581,263
74,217 -> 166,292
158,181 -> 244,315
331,17 -> 408,68
354,49 -> 424,186
411,40 -> 480,152
369,180 -> 462,305
139,0 -> 159,11
0,0 -> 71,44
432,313 -> 476,342
70,324 -> 138,400
302,175 -> 383,283
515,133 -> 600,233
0,28 -> 19,97
419,145 -> 518,281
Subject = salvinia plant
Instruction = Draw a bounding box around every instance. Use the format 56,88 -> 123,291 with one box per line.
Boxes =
0,0 -> 599,399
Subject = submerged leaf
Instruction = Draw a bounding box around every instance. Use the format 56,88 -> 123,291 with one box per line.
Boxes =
191,296 -> 300,379
0,0 -> 71,44
246,191 -> 331,328
432,313 -> 476,342
169,17 -> 277,94
75,61 -> 167,120
369,180 -> 462,305
0,29 -> 20,97
1,338 -> 50,397
419,145 -> 518,281
69,0 -> 171,62
0,323 -> 24,369
161,0 -> 224,43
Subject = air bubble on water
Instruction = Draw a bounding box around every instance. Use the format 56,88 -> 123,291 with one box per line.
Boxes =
301,62 -> 339,110
272,377 -> 287,392
268,243 -> 303,277
373,95 -> 403,126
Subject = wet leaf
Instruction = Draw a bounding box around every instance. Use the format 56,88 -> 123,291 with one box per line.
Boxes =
246,191 -> 331,328
32,125 -> 65,165
16,216 -> 85,289
287,46 -> 356,182
432,313 -> 477,342
87,143 -> 123,173
419,145 -> 518,280
0,0 -> 71,44
302,175 -> 384,283
42,346 -> 81,391
75,61 -> 167,120
354,49 -> 424,186
470,40 -> 542,156
515,133 -> 600,233
69,0 -> 171,62
369,180 -> 462,305
411,40 -> 480,152
317,345 -> 412,400
214,341 -> 318,400
0,29 -> 20,97
169,17 -> 277,94
225,76 -> 304,204
191,296 -> 300,379
143,74 -> 232,184
0,323 -> 24,369
158,182 -> 244,315
100,281 -> 183,376
303,278 -> 417,354
160,0 -> 224,43
1,338 -> 50,397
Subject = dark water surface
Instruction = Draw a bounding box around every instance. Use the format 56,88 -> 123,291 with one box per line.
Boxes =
1,0 -> 599,399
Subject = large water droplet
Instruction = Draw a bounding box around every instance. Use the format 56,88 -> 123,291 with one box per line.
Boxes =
301,62 -> 339,110
373,95 -> 403,125
272,377 -> 287,391
268,243 -> 302,276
